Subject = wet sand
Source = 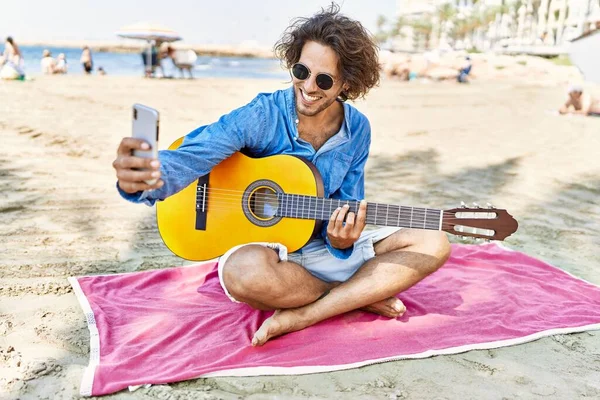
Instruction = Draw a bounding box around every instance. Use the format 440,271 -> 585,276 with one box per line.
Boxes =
1,75 -> 599,399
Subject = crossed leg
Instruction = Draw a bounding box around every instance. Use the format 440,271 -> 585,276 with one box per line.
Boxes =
221,228 -> 451,346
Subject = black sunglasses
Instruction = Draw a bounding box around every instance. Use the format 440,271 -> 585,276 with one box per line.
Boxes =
291,63 -> 336,91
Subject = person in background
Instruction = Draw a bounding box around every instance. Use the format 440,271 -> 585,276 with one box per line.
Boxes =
457,56 -> 472,83
1,36 -> 25,80
40,49 -> 56,74
559,85 -> 600,116
387,55 -> 411,81
54,53 -> 68,74
80,46 -> 93,74
3,36 -> 22,66
164,45 -> 195,79
142,42 -> 162,78
156,42 -> 169,77
98,66 -> 106,75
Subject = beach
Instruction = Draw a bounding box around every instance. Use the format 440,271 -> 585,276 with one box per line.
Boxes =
1,73 -> 600,399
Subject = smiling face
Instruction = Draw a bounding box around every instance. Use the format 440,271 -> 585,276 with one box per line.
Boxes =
293,41 -> 345,117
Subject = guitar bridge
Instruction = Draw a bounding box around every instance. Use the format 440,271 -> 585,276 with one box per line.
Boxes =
195,174 -> 209,230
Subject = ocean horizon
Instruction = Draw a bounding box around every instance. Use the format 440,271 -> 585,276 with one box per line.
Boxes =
16,45 -> 290,79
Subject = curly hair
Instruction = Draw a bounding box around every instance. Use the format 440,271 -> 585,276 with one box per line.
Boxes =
274,3 -> 380,101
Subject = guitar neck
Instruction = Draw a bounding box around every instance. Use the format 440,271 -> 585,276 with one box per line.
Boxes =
276,194 -> 443,231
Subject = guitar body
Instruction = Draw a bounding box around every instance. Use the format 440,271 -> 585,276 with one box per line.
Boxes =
157,139 -> 323,261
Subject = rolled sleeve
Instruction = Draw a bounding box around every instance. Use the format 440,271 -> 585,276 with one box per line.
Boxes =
116,96 -> 266,205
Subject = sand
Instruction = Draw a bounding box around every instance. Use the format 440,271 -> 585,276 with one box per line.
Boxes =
1,73 -> 599,399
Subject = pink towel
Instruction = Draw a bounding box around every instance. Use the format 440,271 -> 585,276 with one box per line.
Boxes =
69,243 -> 600,396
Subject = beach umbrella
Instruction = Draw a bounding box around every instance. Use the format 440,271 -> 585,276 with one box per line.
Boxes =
116,22 -> 182,42
116,22 -> 182,76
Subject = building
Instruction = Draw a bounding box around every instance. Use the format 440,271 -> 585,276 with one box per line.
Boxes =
568,28 -> 600,83
393,0 -> 600,52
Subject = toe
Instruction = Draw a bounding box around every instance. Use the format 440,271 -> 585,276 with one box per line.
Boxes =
252,310 -> 285,346
360,297 -> 407,318
252,317 -> 272,346
390,298 -> 406,316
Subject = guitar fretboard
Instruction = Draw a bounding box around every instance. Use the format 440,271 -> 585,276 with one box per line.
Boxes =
275,194 -> 442,230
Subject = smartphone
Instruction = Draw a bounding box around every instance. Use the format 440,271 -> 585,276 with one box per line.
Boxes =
132,104 -> 160,185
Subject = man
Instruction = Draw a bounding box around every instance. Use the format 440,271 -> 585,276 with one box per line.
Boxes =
80,46 -> 93,74
113,5 -> 450,346
559,85 -> 600,116
457,56 -> 472,84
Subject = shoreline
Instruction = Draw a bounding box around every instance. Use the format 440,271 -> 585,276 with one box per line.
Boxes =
18,39 -> 275,58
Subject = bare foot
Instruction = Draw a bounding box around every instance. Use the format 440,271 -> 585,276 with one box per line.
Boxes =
252,309 -> 306,347
252,284 -> 340,346
360,297 -> 406,318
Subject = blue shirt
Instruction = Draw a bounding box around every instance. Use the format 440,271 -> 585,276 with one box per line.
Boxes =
119,86 -> 372,259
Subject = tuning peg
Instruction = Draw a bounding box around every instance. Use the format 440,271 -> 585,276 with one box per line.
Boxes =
484,239 -> 491,243
486,202 -> 495,209
472,202 -> 480,208
460,201 -> 467,208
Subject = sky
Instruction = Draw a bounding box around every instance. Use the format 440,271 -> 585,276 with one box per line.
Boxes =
2,0 -> 396,46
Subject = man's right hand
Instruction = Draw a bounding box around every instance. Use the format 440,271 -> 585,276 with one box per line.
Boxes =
112,138 -> 164,194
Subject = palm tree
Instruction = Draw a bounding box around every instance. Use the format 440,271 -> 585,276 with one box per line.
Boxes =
436,2 -> 457,46
375,15 -> 389,44
410,19 -> 434,50
374,14 -> 408,45
390,16 -> 407,38
437,2 -> 457,22
376,15 -> 387,30
451,15 -> 478,42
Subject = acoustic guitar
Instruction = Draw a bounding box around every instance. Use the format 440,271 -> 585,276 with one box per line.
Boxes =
157,138 -> 519,261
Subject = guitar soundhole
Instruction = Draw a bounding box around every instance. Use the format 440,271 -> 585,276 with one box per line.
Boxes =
242,180 -> 283,227
249,188 -> 279,219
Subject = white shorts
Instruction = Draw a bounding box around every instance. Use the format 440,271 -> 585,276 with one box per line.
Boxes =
217,227 -> 400,303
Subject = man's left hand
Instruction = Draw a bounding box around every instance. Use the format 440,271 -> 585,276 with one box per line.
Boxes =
327,200 -> 367,250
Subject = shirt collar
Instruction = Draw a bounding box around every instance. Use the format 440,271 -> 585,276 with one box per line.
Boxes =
285,86 -> 351,139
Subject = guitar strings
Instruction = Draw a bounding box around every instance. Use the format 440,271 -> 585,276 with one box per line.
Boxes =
196,195 -> 450,215
192,187 -> 496,215
183,204 -> 462,231
194,187 -> 448,214
192,186 -> 496,211
192,196 -> 484,220
191,195 -> 490,222
181,188 -> 499,227
187,203 -> 476,225
175,186 -> 497,236
186,205 -> 454,227
182,201 -> 481,232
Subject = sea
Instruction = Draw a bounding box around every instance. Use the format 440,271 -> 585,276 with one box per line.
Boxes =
16,45 -> 290,80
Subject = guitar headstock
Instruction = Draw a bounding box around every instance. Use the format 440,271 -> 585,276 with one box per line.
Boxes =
442,202 -> 518,241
